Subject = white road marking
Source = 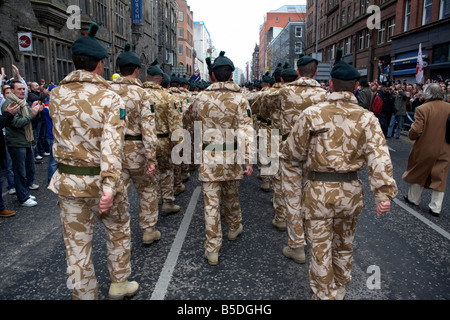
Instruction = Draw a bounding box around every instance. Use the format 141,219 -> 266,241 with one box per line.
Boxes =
150,186 -> 202,300
393,198 -> 450,241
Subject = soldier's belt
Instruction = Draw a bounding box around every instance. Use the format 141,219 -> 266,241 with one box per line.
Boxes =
157,133 -> 169,139
202,141 -> 238,151
307,171 -> 358,182
125,135 -> 142,141
58,164 -> 101,176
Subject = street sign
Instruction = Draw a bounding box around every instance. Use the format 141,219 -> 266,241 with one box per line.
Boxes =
18,33 -> 33,52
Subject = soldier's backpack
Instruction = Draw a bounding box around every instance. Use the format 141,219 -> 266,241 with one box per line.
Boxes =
371,94 -> 383,117
446,113 -> 450,144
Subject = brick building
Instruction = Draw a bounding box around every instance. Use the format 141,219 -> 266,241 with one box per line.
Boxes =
175,0 -> 194,76
305,0 -> 397,83
391,0 -> 450,82
259,5 -> 307,77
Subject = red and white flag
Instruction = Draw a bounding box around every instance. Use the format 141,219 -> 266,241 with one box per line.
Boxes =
416,43 -> 424,84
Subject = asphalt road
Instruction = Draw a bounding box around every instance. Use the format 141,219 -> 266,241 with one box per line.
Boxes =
0,135 -> 449,307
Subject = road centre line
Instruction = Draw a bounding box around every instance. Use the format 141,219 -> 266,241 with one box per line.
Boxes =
393,198 -> 450,241
150,186 -> 202,300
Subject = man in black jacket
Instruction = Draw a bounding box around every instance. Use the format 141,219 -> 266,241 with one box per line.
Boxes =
377,82 -> 396,137
28,82 -> 49,162
0,100 -> 20,217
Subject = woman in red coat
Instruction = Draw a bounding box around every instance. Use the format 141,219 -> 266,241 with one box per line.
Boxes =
402,83 -> 450,217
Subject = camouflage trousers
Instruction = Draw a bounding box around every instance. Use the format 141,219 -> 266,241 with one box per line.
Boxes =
174,164 -> 183,189
302,180 -> 364,300
122,166 -> 159,233
157,154 -> 175,203
202,180 -> 242,253
280,159 -> 306,248
58,193 -> 131,300
272,168 -> 286,224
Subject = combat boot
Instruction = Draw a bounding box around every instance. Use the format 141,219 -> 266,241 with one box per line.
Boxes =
161,202 -> 180,213
143,230 -> 161,245
282,246 -> 305,264
204,250 -> 219,266
108,280 -> 139,300
182,172 -> 190,182
174,184 -> 185,196
260,181 -> 270,192
335,287 -> 346,300
228,224 -> 243,241
272,219 -> 287,231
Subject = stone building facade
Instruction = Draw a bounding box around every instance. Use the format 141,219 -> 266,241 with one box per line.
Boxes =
0,0 -> 178,83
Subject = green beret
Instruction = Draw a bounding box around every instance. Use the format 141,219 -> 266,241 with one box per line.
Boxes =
281,62 -> 297,78
273,63 -> 283,77
212,51 -> 235,71
297,53 -> 318,67
170,74 -> 181,84
181,75 -> 189,85
147,59 -> 164,76
161,73 -> 171,87
117,43 -> 141,68
331,49 -> 360,81
262,72 -> 272,83
72,23 -> 108,60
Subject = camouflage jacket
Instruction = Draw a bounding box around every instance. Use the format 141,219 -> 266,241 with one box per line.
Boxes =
143,82 -> 183,157
110,77 -> 157,169
282,91 -> 398,203
185,81 -> 255,182
277,77 -> 327,139
259,82 -> 284,127
48,70 -> 125,197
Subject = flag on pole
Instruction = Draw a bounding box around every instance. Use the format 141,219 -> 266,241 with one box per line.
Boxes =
190,69 -> 200,82
416,43 -> 424,84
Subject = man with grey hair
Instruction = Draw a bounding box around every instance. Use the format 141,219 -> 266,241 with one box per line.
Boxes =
402,83 -> 450,217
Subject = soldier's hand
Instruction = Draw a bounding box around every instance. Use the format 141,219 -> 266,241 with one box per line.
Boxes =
244,165 -> 253,177
99,192 -> 114,214
146,165 -> 156,178
376,201 -> 391,217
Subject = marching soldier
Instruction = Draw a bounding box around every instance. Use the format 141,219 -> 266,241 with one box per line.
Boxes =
184,51 -> 255,266
258,63 -> 284,192
169,75 -> 186,195
48,24 -> 138,300
110,44 -> 159,245
282,49 -> 397,300
143,62 -> 183,214
277,55 -> 327,264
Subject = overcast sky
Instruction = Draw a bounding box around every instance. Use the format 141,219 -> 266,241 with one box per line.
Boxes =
186,0 -> 307,72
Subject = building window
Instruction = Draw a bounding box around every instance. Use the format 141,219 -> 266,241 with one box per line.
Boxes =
78,0 -> 89,14
345,37 -> 351,54
423,0 -> 433,25
295,26 -> 302,37
95,0 -> 108,28
23,37 -> 46,82
295,42 -> 303,54
179,28 -> 184,38
56,43 -> 73,81
179,11 -> 184,21
365,29 -> 370,48
114,0 -> 125,36
404,0 -> 411,31
387,18 -> 395,42
358,31 -> 364,50
440,0 -> 450,19
377,21 -> 385,45
178,44 -> 183,55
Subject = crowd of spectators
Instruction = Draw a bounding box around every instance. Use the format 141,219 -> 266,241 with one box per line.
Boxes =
0,65 -> 57,217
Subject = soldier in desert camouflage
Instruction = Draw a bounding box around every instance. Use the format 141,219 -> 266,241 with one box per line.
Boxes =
143,61 -> 183,214
282,49 -> 397,300
184,51 -> 255,266
110,44 -> 159,246
276,55 -> 328,264
48,24 -> 138,300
